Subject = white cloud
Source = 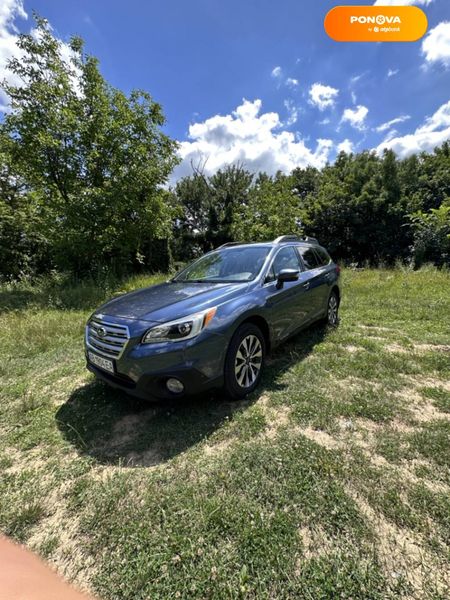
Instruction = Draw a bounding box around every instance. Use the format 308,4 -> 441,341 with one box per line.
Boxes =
283,99 -> 298,126
422,22 -> 450,67
0,0 -> 27,110
341,105 -> 369,130
381,129 -> 400,143
0,0 -> 26,30
387,68 -> 399,77
271,66 -> 282,78
351,91 -> 357,104
285,77 -> 299,88
416,100 -> 450,133
171,98 -> 333,181
271,67 -> 299,89
376,100 -> 450,157
0,2 -> 80,110
309,83 -> 339,111
375,115 -> 411,132
373,1 -> 433,5
350,73 -> 365,85
337,139 -> 354,154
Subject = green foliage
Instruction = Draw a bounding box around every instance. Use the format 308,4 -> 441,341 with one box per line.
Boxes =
0,130 -> 49,278
173,164 -> 253,258
232,173 -> 303,241
0,15 -> 178,278
299,150 -> 411,263
409,203 -> 450,267
173,143 -> 450,268
1,15 -> 450,278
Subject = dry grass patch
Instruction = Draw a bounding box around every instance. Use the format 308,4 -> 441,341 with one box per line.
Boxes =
299,427 -> 341,450
385,343 -> 411,355
202,438 -> 233,457
403,375 -> 450,393
28,502 -> 96,594
413,344 -> 450,353
344,344 -> 364,353
297,524 -> 335,562
348,489 -> 450,597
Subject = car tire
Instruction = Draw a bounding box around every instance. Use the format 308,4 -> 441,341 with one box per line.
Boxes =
224,323 -> 266,400
326,291 -> 339,326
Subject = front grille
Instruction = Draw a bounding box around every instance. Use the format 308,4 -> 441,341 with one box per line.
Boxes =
86,317 -> 130,359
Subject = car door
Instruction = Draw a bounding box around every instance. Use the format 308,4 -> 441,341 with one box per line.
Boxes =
296,245 -> 328,320
312,247 -> 335,311
263,245 -> 313,342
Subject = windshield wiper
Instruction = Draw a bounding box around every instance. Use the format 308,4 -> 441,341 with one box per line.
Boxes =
174,278 -> 236,284
172,278 -> 207,283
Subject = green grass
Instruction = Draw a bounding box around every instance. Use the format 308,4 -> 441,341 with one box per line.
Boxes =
1,267 -> 449,599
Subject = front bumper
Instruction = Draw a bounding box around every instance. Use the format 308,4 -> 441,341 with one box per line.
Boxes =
85,328 -> 227,400
86,362 -> 223,400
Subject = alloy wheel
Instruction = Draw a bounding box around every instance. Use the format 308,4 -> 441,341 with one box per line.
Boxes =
234,334 -> 263,388
328,294 -> 338,325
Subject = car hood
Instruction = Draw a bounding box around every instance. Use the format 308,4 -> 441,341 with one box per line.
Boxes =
94,280 -> 249,323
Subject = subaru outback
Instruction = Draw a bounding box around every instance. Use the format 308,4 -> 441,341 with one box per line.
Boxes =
85,236 -> 341,400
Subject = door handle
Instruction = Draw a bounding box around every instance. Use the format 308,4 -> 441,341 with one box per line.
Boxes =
324,273 -> 331,279
303,282 -> 310,289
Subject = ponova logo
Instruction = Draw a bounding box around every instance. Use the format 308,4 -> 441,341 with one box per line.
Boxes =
324,5 -> 428,42
349,15 -> 402,25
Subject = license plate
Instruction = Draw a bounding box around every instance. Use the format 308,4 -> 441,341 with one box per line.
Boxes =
88,351 -> 114,374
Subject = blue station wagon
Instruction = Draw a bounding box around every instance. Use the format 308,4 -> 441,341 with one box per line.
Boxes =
85,236 -> 341,400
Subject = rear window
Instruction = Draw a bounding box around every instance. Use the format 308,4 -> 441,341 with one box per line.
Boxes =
314,247 -> 332,266
298,246 -> 320,270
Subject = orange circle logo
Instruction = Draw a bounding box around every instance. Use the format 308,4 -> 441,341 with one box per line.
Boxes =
324,5 -> 428,42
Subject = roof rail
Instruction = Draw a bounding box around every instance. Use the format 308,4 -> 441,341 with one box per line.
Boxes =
273,235 -> 319,245
217,241 -> 243,249
273,235 -> 300,244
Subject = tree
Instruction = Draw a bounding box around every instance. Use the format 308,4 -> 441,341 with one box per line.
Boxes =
173,164 -> 253,258
0,15 -> 179,276
409,202 -> 450,267
231,174 -> 303,242
301,150 -> 412,264
0,130 -> 48,279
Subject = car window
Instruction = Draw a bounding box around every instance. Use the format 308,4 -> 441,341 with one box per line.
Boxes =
266,246 -> 301,282
175,246 -> 270,282
298,246 -> 320,270
314,247 -> 332,266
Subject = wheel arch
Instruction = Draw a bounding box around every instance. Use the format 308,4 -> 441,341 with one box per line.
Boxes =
330,285 -> 340,305
236,314 -> 271,354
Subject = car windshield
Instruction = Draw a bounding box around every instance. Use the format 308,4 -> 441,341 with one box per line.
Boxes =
174,246 -> 271,283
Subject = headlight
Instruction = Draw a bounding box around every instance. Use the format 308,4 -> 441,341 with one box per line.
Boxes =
142,307 -> 217,344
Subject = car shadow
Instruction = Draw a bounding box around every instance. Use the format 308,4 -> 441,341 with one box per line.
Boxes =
56,323 -> 328,467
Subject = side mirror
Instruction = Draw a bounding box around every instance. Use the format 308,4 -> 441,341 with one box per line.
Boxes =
276,268 -> 299,289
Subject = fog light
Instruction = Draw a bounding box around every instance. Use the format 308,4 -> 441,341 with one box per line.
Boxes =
166,378 -> 184,394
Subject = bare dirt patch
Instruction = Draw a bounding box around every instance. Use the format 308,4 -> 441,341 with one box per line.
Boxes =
299,427 -> 340,450
393,385 -> 450,423
414,344 -> 450,353
27,485 -> 97,595
348,488 -> 450,596
297,524 -> 335,562
385,343 -> 411,354
203,438 -> 233,457
344,344 -> 364,353
404,376 -> 450,393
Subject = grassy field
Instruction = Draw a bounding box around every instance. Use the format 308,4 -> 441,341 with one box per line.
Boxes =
1,268 -> 449,599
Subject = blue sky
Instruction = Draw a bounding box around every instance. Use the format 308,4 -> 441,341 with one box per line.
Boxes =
1,0 -> 450,179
